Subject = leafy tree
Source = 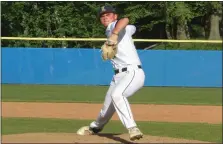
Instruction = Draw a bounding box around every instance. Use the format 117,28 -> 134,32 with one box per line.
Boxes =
1,1 -> 222,49
206,2 -> 222,40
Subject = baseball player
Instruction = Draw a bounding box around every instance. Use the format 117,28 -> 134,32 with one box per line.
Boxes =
77,5 -> 145,141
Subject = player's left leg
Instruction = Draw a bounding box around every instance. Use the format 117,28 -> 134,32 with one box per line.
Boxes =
111,67 -> 145,128
111,66 -> 145,140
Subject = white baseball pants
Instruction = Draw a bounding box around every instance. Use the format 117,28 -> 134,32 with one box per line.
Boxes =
90,65 -> 145,129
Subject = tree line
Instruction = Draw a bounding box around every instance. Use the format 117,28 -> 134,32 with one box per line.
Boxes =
1,1 -> 222,49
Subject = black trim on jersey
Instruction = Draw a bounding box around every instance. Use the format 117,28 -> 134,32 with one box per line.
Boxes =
122,70 -> 136,97
123,97 -> 132,119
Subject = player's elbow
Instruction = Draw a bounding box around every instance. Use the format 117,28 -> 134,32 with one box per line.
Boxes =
122,17 -> 129,24
126,25 -> 136,35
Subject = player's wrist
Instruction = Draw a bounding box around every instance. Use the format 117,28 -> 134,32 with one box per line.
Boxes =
112,32 -> 119,35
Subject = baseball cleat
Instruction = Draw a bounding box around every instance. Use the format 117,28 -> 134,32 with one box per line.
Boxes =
128,127 -> 143,141
89,126 -> 103,134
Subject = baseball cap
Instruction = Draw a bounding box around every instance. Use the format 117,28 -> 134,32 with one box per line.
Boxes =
98,6 -> 116,17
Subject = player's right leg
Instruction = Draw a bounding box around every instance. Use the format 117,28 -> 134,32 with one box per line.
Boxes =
77,80 -> 116,135
88,80 -> 116,134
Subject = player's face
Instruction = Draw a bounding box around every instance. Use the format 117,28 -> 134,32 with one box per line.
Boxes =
100,13 -> 117,27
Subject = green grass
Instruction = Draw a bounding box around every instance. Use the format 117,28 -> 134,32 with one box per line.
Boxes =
2,84 -> 222,105
2,117 -> 222,143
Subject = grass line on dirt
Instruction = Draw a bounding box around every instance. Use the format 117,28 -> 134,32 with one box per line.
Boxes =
2,117 -> 222,143
2,84 -> 222,105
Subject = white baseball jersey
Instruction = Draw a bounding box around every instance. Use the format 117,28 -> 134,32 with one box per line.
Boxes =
106,20 -> 142,69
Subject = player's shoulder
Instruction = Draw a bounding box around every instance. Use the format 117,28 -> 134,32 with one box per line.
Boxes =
106,21 -> 117,31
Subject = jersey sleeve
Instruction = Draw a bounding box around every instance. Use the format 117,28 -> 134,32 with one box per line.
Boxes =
106,21 -> 118,37
125,25 -> 136,36
111,21 -> 118,31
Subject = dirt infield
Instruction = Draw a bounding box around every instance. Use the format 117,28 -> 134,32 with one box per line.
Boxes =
2,133 -> 210,143
2,102 -> 222,123
2,102 -> 222,143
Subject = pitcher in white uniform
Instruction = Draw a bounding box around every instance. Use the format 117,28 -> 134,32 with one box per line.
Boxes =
77,5 -> 145,141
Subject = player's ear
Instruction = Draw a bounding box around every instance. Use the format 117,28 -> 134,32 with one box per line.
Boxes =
114,14 -> 118,20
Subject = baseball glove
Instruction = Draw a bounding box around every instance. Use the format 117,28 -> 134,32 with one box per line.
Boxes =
101,40 -> 117,60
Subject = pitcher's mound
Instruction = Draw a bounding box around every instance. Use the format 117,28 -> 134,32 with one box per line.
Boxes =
2,133 -> 210,143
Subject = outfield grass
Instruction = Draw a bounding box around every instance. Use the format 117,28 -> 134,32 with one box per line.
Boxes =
2,84 -> 222,105
2,117 -> 222,143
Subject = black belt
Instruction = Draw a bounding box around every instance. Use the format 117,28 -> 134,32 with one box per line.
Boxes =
114,65 -> 142,75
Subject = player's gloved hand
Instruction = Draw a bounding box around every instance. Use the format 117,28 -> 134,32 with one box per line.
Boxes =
101,41 -> 117,60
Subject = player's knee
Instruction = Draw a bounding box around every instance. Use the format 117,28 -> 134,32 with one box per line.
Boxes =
111,90 -> 122,101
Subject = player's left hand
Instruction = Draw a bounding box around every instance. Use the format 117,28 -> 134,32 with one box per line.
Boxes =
101,41 -> 117,60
